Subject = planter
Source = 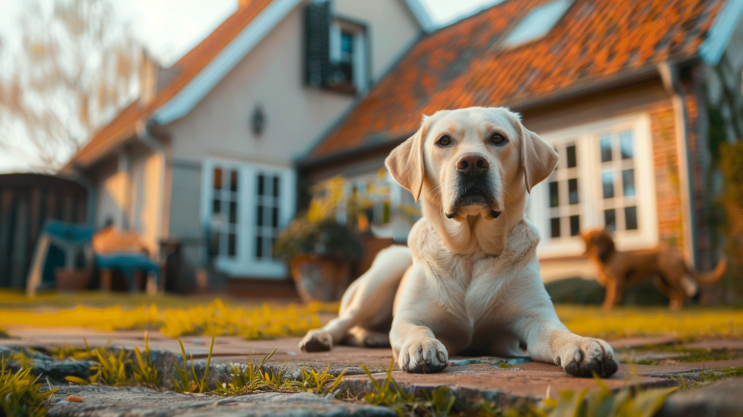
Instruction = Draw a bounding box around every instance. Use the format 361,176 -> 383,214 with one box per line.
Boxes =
54,268 -> 92,292
290,254 -> 352,303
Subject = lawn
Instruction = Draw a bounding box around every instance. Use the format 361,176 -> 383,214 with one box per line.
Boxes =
0,290 -> 742,340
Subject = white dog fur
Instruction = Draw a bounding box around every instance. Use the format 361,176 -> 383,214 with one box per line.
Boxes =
299,107 -> 618,378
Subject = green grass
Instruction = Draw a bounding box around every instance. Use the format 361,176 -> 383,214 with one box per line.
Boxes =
172,336 -> 215,393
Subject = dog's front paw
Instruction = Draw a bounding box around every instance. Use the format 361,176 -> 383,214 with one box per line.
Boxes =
398,337 -> 448,373
554,336 -> 617,378
299,329 -> 332,352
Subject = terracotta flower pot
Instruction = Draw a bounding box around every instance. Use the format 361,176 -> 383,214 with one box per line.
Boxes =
54,268 -> 92,292
290,254 -> 352,303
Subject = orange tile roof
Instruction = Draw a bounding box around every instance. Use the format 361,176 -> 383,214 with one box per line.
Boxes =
69,0 -> 275,168
306,0 -> 724,163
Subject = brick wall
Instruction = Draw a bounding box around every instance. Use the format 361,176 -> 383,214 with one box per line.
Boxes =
650,107 -> 685,250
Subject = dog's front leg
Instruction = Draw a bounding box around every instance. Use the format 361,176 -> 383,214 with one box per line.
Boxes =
390,319 -> 449,373
520,315 -> 618,378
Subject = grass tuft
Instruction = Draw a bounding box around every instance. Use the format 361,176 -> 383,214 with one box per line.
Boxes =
132,331 -> 159,386
172,335 -> 215,393
1,352 -> 57,416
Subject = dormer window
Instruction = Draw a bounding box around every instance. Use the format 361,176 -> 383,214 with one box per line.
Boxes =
503,0 -> 573,47
304,1 -> 368,95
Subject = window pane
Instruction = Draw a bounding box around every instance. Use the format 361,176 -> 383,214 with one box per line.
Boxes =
566,145 -> 577,168
550,217 -> 561,238
271,237 -> 277,259
568,178 -> 579,205
273,176 -> 280,198
549,181 -> 559,207
228,233 -> 236,257
604,209 -> 616,231
620,131 -> 634,159
229,201 -> 237,224
256,204 -> 263,226
210,232 -> 220,255
272,206 -> 279,228
257,174 -> 265,196
600,135 -> 612,162
230,170 -> 238,192
212,199 -> 221,215
341,31 -> 354,62
570,215 -> 580,236
622,169 -> 636,197
625,206 -> 638,230
255,236 -> 263,258
213,168 -> 222,190
602,172 -> 614,199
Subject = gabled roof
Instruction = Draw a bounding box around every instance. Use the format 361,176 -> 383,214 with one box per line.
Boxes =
67,0 -> 435,170
68,0 -> 277,168
304,0 -> 731,164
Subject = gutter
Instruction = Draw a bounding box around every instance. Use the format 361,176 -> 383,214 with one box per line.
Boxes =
659,62 -> 698,267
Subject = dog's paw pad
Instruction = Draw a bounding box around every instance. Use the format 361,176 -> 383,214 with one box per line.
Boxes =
398,338 -> 448,374
299,330 -> 332,353
559,338 -> 617,378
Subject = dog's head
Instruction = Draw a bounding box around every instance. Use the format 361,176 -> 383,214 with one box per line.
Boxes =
385,107 -> 558,221
580,228 -> 616,263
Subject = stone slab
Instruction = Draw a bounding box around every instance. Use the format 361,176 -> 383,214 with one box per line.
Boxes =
659,378 -> 743,417
682,339 -> 743,351
47,385 -> 397,417
608,336 -> 682,350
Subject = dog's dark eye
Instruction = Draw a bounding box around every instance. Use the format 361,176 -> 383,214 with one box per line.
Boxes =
490,133 -> 507,145
437,135 -> 452,147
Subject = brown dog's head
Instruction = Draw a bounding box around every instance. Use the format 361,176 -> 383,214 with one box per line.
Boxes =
581,228 -> 616,263
385,107 -> 558,221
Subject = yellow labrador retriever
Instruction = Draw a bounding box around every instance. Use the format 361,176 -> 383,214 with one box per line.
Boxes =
300,107 -> 618,378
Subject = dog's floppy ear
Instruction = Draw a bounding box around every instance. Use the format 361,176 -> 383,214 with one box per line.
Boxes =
520,123 -> 559,193
385,117 -> 428,202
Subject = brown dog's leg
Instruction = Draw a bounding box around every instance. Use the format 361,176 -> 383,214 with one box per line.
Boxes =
602,281 -> 619,310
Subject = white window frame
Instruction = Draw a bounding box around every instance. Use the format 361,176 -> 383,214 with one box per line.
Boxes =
528,114 -> 658,258
329,19 -> 368,92
201,159 -> 296,279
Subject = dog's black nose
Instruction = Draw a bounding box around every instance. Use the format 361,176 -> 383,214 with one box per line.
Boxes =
456,153 -> 489,177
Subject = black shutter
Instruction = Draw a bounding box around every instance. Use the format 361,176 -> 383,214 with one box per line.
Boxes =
304,1 -> 331,87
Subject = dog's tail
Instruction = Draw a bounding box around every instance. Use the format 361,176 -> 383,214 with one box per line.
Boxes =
685,257 -> 728,286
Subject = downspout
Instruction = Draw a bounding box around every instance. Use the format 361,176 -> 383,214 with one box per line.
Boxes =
136,119 -> 168,255
659,62 -> 698,267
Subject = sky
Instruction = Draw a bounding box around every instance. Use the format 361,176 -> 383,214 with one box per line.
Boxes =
0,0 -> 502,172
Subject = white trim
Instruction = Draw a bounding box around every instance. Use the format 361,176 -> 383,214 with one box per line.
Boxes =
528,113 -> 658,258
154,0 -> 304,125
700,0 -> 743,65
403,0 -> 436,33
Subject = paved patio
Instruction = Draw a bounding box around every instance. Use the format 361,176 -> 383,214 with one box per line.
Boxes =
3,325 -> 743,416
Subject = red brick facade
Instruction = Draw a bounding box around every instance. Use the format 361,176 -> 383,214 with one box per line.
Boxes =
650,107 -> 685,249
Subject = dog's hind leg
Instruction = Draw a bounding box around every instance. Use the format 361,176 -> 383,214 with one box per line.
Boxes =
345,326 -> 391,348
299,245 -> 412,352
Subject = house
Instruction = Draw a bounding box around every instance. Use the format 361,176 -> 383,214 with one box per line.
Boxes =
300,0 -> 743,288
63,0 -> 434,293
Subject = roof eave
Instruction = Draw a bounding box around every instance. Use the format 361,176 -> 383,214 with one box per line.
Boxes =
700,0 -> 743,65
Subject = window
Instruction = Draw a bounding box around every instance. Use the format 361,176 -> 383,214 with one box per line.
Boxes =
254,173 -> 281,260
598,131 -> 638,232
503,0 -> 573,47
209,167 -> 239,259
202,161 -> 295,278
304,2 -> 367,95
527,115 -> 658,258
547,143 -> 581,240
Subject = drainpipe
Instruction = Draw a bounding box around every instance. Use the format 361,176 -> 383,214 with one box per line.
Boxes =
136,119 -> 168,253
659,62 -> 698,267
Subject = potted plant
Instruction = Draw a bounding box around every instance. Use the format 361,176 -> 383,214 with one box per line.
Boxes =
274,177 -> 367,303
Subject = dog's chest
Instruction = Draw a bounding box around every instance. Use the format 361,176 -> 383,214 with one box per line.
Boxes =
431,253 -> 507,325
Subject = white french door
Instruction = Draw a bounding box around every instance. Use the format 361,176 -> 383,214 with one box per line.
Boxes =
202,159 -> 295,278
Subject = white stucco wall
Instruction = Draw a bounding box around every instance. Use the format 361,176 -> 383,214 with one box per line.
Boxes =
166,0 -> 421,165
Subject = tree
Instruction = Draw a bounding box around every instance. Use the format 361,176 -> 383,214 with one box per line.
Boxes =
0,0 -> 140,171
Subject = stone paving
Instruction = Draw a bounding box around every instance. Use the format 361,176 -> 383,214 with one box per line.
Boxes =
3,326 -> 743,416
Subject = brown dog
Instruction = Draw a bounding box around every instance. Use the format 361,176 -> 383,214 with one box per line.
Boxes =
581,228 -> 727,310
